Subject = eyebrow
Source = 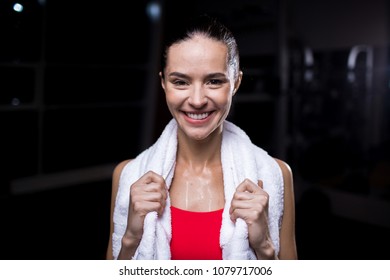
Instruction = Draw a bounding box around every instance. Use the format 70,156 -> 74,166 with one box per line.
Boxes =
168,72 -> 188,79
167,72 -> 227,79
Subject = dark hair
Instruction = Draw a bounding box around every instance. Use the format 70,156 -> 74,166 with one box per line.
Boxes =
161,14 -> 240,79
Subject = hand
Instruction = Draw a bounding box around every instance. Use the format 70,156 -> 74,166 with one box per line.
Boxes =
125,171 -> 168,241
229,179 -> 276,259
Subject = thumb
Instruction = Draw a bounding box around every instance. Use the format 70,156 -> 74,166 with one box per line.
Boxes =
258,180 -> 263,189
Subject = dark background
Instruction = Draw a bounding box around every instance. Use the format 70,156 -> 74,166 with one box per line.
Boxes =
0,0 -> 389,260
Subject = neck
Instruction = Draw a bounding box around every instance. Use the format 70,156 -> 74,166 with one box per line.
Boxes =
176,127 -> 222,170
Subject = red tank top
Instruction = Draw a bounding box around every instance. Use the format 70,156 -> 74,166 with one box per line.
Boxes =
170,206 -> 223,260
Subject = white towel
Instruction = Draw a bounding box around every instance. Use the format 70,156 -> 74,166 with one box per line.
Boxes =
112,118 -> 284,259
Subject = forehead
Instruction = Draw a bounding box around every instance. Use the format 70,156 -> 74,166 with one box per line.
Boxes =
166,35 -> 229,72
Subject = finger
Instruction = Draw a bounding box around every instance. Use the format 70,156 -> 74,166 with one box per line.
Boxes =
135,191 -> 166,203
230,202 -> 268,223
131,183 -> 168,206
133,200 -> 165,216
235,179 -> 254,192
233,190 -> 255,201
231,199 -> 253,211
229,195 -> 255,216
258,180 -> 263,189
230,193 -> 269,215
141,181 -> 167,193
140,170 -> 167,186
137,171 -> 168,193
230,207 -> 252,222
236,179 -> 260,193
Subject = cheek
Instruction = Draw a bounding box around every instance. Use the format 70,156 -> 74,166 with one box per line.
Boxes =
165,91 -> 182,108
211,91 -> 233,107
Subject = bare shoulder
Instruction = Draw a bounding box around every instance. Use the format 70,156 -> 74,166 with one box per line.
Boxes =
106,158 -> 132,260
273,157 -> 293,178
111,158 -> 133,204
111,159 -> 133,208
273,158 -> 298,259
112,159 -> 132,183
273,157 -> 295,201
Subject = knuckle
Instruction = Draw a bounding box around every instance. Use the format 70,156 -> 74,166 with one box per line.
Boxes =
233,191 -> 241,200
243,178 -> 252,185
156,191 -> 164,201
133,201 -> 143,212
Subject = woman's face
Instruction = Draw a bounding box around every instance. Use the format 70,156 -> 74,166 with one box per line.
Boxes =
160,34 -> 241,141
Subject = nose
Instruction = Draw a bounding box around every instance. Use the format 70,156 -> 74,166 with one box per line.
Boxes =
188,85 -> 208,108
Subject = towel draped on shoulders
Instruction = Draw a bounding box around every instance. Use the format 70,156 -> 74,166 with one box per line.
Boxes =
112,118 -> 284,260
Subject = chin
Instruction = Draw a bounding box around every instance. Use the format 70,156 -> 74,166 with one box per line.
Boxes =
184,128 -> 211,141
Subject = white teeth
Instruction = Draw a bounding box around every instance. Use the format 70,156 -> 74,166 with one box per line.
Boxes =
187,112 -> 209,120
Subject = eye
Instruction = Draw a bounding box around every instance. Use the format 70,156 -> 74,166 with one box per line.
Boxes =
171,79 -> 188,87
208,79 -> 223,85
207,78 -> 227,88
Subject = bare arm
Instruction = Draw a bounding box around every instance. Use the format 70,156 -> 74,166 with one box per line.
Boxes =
274,158 -> 298,259
106,159 -> 131,260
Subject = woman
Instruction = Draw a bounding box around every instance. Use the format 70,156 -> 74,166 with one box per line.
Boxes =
106,14 -> 297,260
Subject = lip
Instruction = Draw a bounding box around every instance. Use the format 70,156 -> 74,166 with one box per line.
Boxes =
182,111 -> 214,124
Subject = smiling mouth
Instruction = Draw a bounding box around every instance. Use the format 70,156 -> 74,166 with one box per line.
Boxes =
185,112 -> 210,120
